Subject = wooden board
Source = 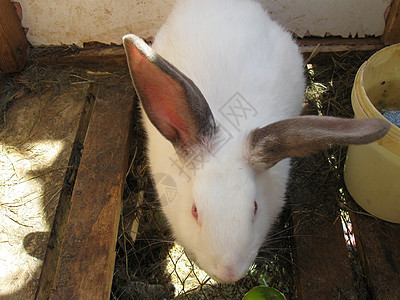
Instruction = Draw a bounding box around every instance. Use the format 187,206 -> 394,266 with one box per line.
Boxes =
47,82 -> 134,299
32,47 -> 127,68
35,87 -> 95,300
0,84 -> 89,299
30,37 -> 384,69
288,156 -> 357,300
292,217 -> 357,299
383,0 -> 400,45
0,0 -> 29,73
351,212 -> 400,299
299,37 -> 383,54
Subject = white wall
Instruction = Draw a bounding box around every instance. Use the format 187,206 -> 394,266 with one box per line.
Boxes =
17,0 -> 391,46
263,0 -> 391,38
18,0 -> 175,46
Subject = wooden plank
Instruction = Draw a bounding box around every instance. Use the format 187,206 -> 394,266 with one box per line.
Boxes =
30,37 -> 384,69
0,84 -> 89,299
298,37 -> 383,58
51,47 -> 127,67
292,217 -> 357,299
0,0 -> 29,73
32,46 -> 127,68
383,0 -> 400,45
48,81 -> 134,299
351,212 -> 400,299
289,155 -> 357,300
35,87 -> 95,300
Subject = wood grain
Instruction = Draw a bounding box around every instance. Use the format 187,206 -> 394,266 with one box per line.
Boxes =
30,37 -> 385,69
351,212 -> 400,299
0,0 -> 29,73
289,155 -> 357,300
383,0 -> 400,45
292,215 -> 357,299
48,82 -> 133,299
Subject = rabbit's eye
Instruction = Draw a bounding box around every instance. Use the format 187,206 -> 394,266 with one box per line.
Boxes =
254,201 -> 258,217
192,204 -> 198,221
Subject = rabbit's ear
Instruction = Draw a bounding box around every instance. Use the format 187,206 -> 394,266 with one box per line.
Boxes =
247,116 -> 390,170
123,34 -> 216,154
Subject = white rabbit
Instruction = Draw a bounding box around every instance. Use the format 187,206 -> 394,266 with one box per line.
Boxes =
123,0 -> 390,283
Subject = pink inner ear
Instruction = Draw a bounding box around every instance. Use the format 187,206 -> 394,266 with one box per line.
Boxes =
192,204 -> 198,222
125,42 -> 195,144
141,75 -> 192,141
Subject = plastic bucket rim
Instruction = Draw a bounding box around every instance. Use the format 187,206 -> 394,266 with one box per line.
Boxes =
353,44 -> 400,142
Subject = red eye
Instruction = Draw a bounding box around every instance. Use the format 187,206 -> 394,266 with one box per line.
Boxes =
192,204 -> 198,221
254,201 -> 258,216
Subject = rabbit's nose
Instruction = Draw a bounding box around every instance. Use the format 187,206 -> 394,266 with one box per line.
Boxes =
214,264 -> 245,283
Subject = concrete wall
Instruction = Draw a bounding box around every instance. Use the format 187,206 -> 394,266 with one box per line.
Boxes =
16,0 -> 392,46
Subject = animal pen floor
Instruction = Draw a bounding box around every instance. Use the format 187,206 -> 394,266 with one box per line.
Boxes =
0,46 -> 399,300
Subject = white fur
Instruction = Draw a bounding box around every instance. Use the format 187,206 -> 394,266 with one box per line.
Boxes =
142,0 -> 305,283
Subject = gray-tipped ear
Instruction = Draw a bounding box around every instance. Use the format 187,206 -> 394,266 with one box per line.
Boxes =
247,116 -> 391,170
123,34 -> 216,155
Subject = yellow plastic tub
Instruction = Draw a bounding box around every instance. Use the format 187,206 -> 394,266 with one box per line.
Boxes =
344,43 -> 400,223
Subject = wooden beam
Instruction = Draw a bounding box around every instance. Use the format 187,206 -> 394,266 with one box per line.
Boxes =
289,155 -> 357,300
298,37 -> 383,54
32,46 -> 127,68
30,37 -> 384,69
383,0 -> 400,45
0,0 -> 29,73
48,81 -> 134,299
351,212 -> 400,299
35,86 -> 95,299
292,214 -> 357,299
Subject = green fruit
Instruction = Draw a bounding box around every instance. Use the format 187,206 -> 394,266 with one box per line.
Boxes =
243,286 -> 286,300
